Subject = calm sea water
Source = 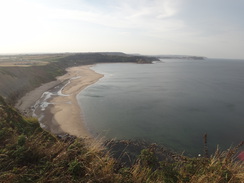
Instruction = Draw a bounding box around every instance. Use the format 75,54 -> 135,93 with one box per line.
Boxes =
77,59 -> 244,156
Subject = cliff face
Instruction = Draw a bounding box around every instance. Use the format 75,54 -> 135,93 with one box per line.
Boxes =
0,65 -> 65,104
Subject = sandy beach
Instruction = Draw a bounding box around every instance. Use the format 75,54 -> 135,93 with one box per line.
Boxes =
16,65 -> 103,138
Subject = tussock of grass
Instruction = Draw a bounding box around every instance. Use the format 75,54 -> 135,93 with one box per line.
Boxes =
0,96 -> 243,182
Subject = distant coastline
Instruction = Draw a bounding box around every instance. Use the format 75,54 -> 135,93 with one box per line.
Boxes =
3,52 -> 205,139
0,52 -> 158,104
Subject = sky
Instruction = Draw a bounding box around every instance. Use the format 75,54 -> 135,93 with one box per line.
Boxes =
0,0 -> 244,59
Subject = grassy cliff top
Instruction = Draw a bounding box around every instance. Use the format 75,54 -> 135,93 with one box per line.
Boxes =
0,96 -> 243,182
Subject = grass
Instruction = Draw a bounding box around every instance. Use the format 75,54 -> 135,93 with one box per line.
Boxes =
0,61 -> 49,67
0,96 -> 243,182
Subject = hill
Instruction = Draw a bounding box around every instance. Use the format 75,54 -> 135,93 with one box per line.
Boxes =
0,53 -> 158,104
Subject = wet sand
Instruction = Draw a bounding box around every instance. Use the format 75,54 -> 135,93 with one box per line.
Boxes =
16,65 -> 103,138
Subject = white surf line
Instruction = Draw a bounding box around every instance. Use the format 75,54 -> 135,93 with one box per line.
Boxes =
57,76 -> 81,96
32,76 -> 82,129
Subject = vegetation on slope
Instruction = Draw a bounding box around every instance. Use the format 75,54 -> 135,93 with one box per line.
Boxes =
0,96 -> 243,183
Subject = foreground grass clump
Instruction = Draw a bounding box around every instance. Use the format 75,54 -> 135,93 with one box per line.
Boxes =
122,142 -> 243,183
0,96 -> 243,182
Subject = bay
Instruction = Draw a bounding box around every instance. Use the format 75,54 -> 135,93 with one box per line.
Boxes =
77,59 -> 244,156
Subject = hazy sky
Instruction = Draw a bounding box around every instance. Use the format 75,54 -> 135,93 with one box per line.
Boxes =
1,0 -> 244,59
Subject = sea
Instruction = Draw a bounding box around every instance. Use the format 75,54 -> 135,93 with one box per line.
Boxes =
77,58 -> 244,156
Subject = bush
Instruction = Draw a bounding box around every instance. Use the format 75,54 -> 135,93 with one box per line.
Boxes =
68,159 -> 85,178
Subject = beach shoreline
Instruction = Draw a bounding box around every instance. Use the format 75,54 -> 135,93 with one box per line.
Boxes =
15,65 -> 103,138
